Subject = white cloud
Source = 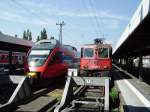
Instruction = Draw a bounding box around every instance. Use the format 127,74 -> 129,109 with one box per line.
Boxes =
110,20 -> 120,29
0,0 -> 129,29
0,11 -> 54,26
57,10 -> 129,21
13,0 -> 129,21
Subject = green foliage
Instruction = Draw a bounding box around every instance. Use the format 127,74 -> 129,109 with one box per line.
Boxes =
36,35 -> 40,42
23,30 -> 27,40
14,34 -> 17,38
111,108 -> 119,112
110,87 -> 118,103
36,28 -> 48,42
29,32 -> 32,41
110,87 -> 120,111
23,28 -> 48,42
23,29 -> 32,41
41,28 -> 48,40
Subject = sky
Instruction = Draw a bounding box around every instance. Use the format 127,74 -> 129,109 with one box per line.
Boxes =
0,0 -> 141,51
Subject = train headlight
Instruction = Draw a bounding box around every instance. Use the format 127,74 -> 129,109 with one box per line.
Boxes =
104,66 -> 108,69
26,72 -> 37,78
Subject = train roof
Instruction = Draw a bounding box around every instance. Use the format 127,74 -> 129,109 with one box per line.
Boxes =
64,45 -> 77,51
82,44 -> 112,48
32,39 -> 77,51
36,39 -> 60,45
32,39 -> 60,50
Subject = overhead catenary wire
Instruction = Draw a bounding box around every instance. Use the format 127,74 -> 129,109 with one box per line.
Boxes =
81,0 -> 99,38
10,0 -> 64,41
10,0 -> 46,21
88,0 -> 104,38
10,0 -> 64,26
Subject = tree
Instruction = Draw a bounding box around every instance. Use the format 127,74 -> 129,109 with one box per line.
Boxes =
23,29 -> 32,41
41,28 -> 47,40
36,36 -> 40,42
23,30 -> 27,40
15,34 -> 17,38
29,32 -> 32,41
27,29 -> 30,40
36,28 -> 48,42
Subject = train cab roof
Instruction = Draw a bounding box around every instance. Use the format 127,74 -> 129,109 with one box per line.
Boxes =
32,39 -> 60,50
82,44 -> 112,48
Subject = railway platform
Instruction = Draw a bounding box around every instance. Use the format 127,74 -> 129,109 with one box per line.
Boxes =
113,64 -> 150,112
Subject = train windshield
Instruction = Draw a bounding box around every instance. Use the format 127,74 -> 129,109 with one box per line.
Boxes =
98,48 -> 108,58
83,48 -> 93,57
28,50 -> 50,67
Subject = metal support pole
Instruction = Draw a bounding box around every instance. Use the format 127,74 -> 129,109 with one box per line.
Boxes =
138,56 -> 143,81
56,21 -> 65,45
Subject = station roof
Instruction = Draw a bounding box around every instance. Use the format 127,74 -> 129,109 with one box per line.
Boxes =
113,0 -> 150,58
0,32 -> 34,52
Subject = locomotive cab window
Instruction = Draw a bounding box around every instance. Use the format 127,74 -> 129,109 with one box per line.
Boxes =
83,48 -> 93,57
99,48 -> 108,58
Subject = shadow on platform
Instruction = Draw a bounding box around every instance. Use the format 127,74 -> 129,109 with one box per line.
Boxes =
123,105 -> 150,112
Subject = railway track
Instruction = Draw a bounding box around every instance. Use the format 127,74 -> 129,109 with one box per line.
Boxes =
54,69 -> 110,112
63,86 -> 105,112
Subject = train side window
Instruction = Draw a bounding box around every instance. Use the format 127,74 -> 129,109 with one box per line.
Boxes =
19,56 -> 21,60
15,56 -> 18,60
4,55 -> 8,60
13,56 -> 15,60
99,48 -> 108,58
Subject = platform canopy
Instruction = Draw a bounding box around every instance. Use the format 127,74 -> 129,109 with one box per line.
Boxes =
113,0 -> 150,58
0,32 -> 34,52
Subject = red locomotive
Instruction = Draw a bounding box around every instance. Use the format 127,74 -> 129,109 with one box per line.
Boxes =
80,40 -> 112,76
25,38 -> 77,81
